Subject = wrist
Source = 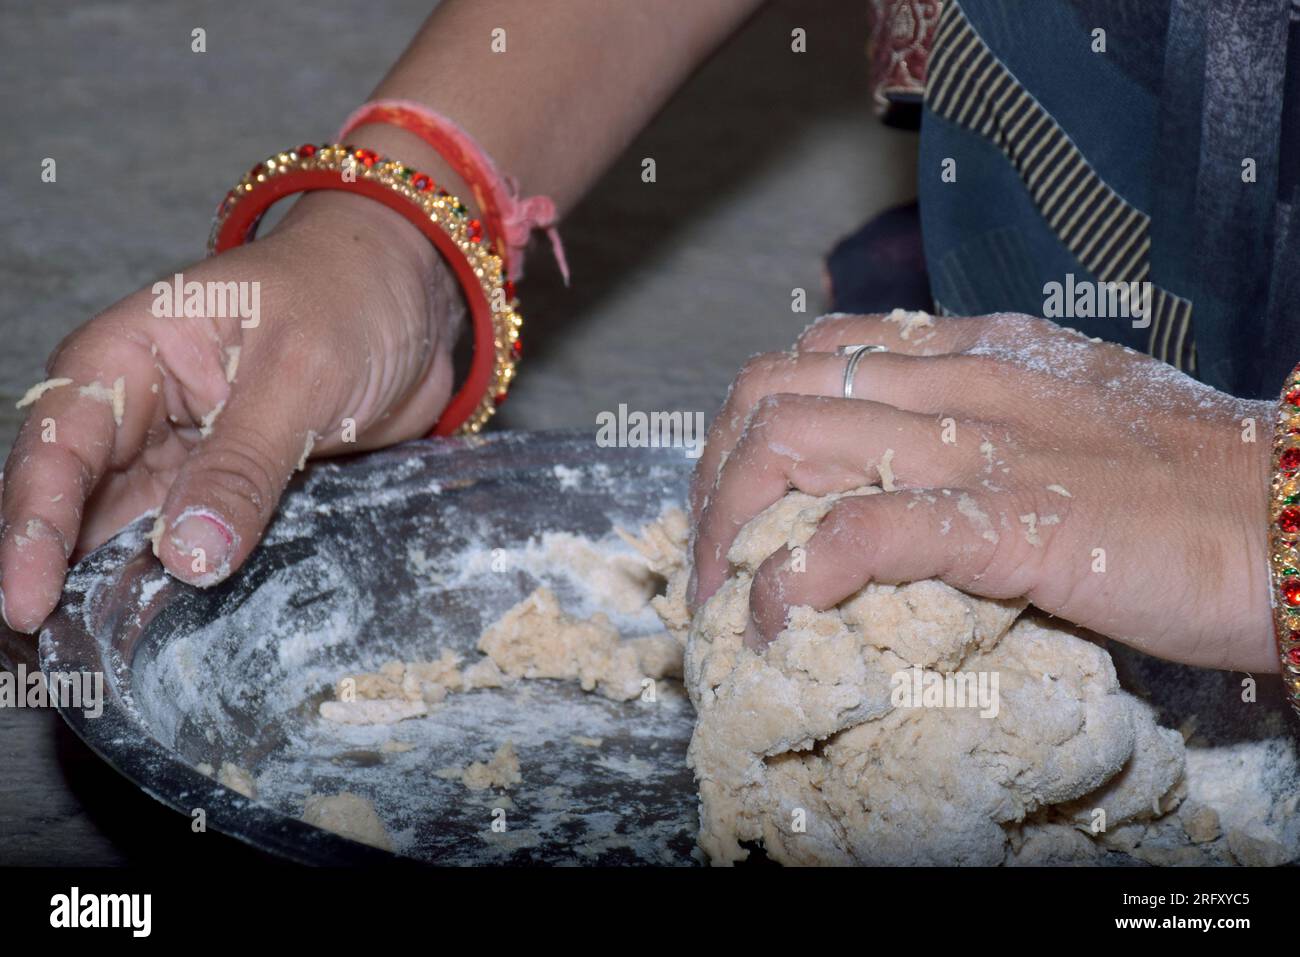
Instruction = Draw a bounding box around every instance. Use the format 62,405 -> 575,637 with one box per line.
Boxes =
273,179 -> 468,345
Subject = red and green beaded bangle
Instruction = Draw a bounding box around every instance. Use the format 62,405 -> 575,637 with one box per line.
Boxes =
208,143 -> 522,436
1268,367 -> 1300,712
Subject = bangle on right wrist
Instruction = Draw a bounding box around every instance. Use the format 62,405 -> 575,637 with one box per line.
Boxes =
1267,366 -> 1300,713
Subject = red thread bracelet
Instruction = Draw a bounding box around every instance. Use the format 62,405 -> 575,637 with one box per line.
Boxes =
208,143 -> 521,436
337,99 -> 568,283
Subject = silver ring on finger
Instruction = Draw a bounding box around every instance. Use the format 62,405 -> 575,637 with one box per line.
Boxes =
835,344 -> 888,399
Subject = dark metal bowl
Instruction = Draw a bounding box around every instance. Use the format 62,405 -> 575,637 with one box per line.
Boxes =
39,431 -> 700,865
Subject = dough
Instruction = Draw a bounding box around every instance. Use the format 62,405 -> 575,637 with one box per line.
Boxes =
224,345 -> 241,383
477,587 -> 680,702
198,399 -> 224,437
79,377 -> 126,427
461,742 -> 522,791
618,508 -> 692,642
302,792 -> 394,851
14,377 -> 72,409
217,761 -> 257,799
676,488 -> 1189,865
319,651 -> 473,725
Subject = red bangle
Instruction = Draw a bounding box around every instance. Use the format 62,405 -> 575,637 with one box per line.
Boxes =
208,143 -> 521,436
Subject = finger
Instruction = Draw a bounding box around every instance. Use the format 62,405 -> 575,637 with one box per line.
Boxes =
747,488 -> 1042,647
690,394 -> 986,610
152,336 -> 343,587
688,349 -> 1023,538
796,310 -> 1051,356
0,334 -> 160,632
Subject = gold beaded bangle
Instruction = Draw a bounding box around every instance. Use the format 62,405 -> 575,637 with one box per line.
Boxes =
1267,364 -> 1300,712
208,143 -> 522,436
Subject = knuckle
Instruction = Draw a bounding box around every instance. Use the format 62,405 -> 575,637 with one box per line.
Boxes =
823,496 -> 877,545
746,391 -> 791,428
735,352 -> 787,391
196,433 -> 283,517
725,353 -> 793,425
797,316 -> 858,351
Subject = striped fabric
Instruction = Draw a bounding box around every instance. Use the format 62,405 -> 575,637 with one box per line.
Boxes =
925,0 -> 1197,372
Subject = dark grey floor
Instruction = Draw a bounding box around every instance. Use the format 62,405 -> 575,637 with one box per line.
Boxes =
0,1 -> 916,864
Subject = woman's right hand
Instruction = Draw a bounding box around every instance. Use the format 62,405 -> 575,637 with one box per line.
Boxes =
0,189 -> 463,634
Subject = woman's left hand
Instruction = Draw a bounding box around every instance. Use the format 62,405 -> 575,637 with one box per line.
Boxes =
688,311 -> 1276,672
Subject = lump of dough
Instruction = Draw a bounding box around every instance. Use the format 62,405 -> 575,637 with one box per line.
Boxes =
618,508 -> 692,643
477,587 -> 680,702
302,792 -> 394,852
318,650 -> 465,724
461,742 -> 522,791
674,488 -> 1188,866
217,761 -> 257,799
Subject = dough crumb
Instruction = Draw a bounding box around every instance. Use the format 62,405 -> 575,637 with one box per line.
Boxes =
148,514 -> 166,558
877,448 -> 896,492
462,657 -> 507,689
296,431 -> 317,472
883,307 -> 934,340
461,742 -> 522,791
302,792 -> 394,851
1019,512 -> 1041,546
15,377 -> 73,409
224,345 -> 242,383
217,761 -> 257,799
572,735 -> 604,748
380,740 -> 416,754
78,377 -> 127,427
1180,803 -> 1220,844
195,761 -> 215,777
198,399 -> 225,438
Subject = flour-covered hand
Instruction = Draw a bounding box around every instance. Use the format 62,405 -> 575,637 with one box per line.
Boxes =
689,311 -> 1273,672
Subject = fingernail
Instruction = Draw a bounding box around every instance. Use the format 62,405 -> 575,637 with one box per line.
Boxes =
168,508 -> 235,587
742,619 -> 763,651
686,569 -> 698,608
0,583 -> 11,631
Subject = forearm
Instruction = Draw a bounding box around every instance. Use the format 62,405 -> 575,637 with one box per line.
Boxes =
348,0 -> 765,216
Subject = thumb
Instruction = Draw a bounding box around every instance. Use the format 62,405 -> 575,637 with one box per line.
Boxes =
153,381 -> 321,588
